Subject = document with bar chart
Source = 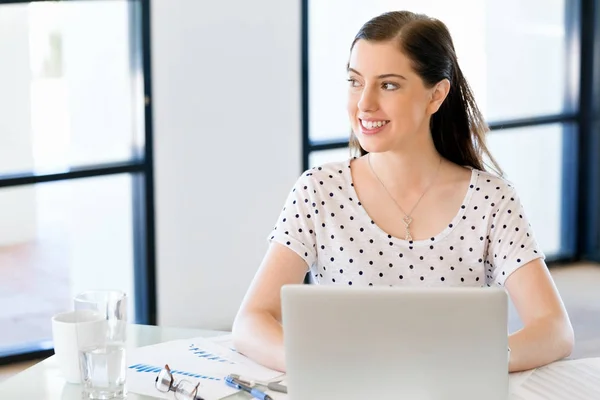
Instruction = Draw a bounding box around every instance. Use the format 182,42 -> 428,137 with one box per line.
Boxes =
126,336 -> 284,399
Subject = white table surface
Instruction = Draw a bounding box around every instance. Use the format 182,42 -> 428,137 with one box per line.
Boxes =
0,324 -> 252,400
3,324 -> 599,400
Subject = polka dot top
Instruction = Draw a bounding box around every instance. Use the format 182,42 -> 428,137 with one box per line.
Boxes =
268,158 -> 545,288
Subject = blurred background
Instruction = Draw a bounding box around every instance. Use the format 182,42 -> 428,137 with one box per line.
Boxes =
1,0 -> 599,378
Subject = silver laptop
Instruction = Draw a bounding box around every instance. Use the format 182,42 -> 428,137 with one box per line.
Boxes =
281,285 -> 509,400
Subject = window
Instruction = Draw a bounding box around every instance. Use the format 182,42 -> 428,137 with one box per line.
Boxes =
0,0 -> 155,362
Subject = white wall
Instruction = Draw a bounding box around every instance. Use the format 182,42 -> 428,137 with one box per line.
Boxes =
152,0 -> 302,330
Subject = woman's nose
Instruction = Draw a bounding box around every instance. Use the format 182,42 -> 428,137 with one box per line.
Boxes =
357,87 -> 379,113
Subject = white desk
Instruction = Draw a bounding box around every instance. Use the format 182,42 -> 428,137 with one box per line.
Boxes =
0,324 -> 251,399
2,324 -> 599,400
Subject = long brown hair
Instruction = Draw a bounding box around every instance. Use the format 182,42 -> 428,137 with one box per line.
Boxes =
348,11 -> 503,176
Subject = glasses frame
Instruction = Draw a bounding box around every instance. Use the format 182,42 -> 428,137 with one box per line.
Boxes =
154,364 -> 203,400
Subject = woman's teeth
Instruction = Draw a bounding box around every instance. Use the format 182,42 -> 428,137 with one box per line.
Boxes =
361,120 -> 388,129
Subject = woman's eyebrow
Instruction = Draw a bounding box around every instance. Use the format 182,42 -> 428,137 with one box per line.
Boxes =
347,67 -> 407,81
377,73 -> 407,80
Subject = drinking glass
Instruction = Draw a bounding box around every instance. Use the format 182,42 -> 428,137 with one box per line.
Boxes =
74,290 -> 128,399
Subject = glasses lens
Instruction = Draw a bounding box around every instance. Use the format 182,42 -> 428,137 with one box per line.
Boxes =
174,379 -> 200,400
155,368 -> 173,393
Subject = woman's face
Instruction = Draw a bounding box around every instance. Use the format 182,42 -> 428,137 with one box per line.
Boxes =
347,39 -> 439,153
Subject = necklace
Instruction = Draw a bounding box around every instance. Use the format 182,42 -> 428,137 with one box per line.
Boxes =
368,153 -> 443,241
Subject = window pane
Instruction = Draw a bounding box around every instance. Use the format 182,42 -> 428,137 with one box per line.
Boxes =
0,1 -> 144,177
308,0 -> 573,142
486,124 -> 568,257
482,0 -> 574,121
0,174 -> 136,354
309,148 -> 351,168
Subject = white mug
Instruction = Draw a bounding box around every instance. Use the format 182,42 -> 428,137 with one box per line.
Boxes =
51,310 -> 106,383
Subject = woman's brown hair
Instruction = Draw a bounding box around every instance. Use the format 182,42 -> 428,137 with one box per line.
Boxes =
348,11 -> 503,176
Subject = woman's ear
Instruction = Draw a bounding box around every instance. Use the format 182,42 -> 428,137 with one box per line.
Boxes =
427,79 -> 451,115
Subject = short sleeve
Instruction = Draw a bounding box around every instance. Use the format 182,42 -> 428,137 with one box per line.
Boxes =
267,172 -> 318,271
485,186 -> 545,287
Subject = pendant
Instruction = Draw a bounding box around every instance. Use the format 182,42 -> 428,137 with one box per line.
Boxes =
403,216 -> 413,241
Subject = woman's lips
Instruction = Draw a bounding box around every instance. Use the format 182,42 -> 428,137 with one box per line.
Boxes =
359,119 -> 389,135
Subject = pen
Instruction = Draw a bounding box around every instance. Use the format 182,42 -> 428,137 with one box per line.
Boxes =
228,373 -> 288,394
225,375 -> 273,400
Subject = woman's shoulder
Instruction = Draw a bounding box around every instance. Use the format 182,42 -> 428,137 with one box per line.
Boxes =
294,158 -> 355,188
471,167 -> 519,197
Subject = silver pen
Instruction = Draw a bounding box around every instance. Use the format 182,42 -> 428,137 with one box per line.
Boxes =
228,374 -> 288,394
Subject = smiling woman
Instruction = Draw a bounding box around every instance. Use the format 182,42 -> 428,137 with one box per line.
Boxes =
231,10 -> 574,376
345,13 -> 500,177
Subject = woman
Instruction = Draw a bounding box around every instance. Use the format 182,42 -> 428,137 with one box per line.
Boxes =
232,10 -> 574,374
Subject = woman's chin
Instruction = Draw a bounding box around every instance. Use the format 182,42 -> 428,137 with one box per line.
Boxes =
356,138 -> 391,154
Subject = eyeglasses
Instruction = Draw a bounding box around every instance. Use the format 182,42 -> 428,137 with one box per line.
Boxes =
155,364 -> 204,400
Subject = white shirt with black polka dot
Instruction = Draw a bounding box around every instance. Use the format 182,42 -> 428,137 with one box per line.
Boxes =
268,158 -> 545,288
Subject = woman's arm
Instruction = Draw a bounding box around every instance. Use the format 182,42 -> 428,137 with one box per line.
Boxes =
231,242 -> 309,372
505,258 -> 575,372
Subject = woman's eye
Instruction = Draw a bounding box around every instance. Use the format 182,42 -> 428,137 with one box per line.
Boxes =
382,82 -> 399,90
347,78 -> 361,88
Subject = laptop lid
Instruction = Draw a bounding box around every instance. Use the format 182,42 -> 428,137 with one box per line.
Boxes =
281,285 -> 509,400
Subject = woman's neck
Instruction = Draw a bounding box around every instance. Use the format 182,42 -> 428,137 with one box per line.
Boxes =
366,141 -> 443,196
